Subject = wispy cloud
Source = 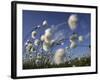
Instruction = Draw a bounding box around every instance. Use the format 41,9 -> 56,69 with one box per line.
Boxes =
85,32 -> 90,39
53,30 -> 66,42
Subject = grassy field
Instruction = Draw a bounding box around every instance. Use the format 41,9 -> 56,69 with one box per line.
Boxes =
23,56 -> 91,69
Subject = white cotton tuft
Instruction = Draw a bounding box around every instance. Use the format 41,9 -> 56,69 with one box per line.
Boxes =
25,42 -> 28,46
35,59 -> 41,65
70,41 -> 77,49
70,33 -> 78,42
51,39 -> 55,44
44,36 -> 52,44
26,43 -> 34,53
78,35 -> 84,42
45,28 -> 52,36
40,35 -> 45,41
54,48 -> 65,65
31,31 -> 37,39
42,20 -> 48,27
44,28 -> 52,44
43,42 -> 51,52
68,14 -> 78,30
37,25 -> 40,28
34,39 -> 40,46
42,28 -> 53,52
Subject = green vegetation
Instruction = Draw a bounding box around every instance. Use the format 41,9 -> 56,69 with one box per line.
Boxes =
23,56 -> 91,69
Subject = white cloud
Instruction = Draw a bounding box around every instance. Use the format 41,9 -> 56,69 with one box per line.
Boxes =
65,46 -> 70,53
53,30 -> 65,42
85,32 -> 90,39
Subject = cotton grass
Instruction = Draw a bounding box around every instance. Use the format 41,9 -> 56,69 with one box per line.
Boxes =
68,14 -> 78,31
54,48 -> 65,65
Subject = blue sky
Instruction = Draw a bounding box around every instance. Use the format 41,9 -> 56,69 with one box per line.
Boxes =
23,10 -> 91,58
